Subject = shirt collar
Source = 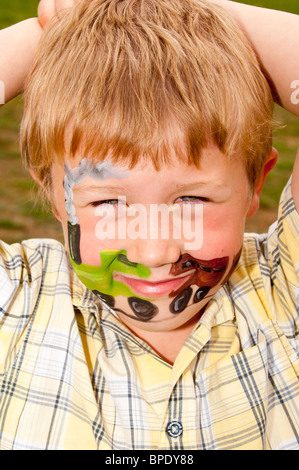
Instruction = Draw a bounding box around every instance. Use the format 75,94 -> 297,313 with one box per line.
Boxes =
189,284 -> 235,336
69,259 -> 97,310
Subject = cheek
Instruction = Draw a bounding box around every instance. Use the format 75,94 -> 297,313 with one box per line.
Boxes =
196,206 -> 245,258
166,248 -> 242,317
69,212 -> 122,266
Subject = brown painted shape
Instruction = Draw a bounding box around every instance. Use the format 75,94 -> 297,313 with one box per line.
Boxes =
169,250 -> 242,299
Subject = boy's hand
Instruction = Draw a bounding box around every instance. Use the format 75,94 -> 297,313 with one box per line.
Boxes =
38,0 -> 80,28
0,0 -> 80,103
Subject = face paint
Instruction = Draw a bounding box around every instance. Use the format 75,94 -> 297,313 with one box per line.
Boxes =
64,158 -> 128,225
69,248 -> 151,298
168,254 -> 228,313
69,225 -> 239,322
69,242 -> 159,321
170,254 -> 228,299
64,159 -> 158,319
169,286 -> 193,314
168,251 -> 242,313
64,159 -> 241,324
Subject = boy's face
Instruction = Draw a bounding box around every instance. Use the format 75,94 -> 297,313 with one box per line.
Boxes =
51,144 -> 256,334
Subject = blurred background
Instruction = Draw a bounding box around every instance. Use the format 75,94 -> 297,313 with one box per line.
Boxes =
0,0 -> 298,244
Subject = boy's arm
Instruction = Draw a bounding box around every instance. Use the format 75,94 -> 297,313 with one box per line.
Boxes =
0,19 -> 43,103
212,1 -> 299,116
212,1 -> 299,211
0,0 -> 78,104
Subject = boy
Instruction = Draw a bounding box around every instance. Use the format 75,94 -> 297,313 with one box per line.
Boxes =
0,0 -> 298,450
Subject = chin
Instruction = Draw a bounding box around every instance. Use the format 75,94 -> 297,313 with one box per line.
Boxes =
115,300 -> 207,333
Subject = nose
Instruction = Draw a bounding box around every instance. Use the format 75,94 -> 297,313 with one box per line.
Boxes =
126,238 -> 182,268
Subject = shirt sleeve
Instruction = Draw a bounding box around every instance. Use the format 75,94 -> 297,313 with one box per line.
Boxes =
0,239 -> 69,374
265,176 -> 299,333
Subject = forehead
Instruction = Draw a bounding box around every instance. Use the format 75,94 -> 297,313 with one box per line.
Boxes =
54,143 -> 249,194
63,158 -> 129,187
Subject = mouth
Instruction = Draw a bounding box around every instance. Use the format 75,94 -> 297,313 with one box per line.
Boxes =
114,272 -> 193,298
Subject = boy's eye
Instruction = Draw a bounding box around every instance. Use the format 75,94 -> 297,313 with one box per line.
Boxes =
89,196 -> 209,208
90,199 -> 126,208
175,196 -> 209,204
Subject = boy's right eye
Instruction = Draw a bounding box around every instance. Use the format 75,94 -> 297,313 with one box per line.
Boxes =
90,199 -> 126,208
175,196 -> 210,204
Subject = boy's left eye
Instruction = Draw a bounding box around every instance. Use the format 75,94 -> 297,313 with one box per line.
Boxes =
175,196 -> 209,204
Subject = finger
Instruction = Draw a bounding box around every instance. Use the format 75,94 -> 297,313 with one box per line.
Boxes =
55,0 -> 79,12
37,0 -> 57,28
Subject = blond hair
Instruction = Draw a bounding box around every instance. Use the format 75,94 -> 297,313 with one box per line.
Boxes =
21,0 -> 274,191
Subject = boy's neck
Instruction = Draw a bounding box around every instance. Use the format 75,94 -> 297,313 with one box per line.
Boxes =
125,314 -> 202,365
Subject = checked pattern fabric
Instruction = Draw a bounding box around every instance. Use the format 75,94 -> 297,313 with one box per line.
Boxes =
0,179 -> 298,450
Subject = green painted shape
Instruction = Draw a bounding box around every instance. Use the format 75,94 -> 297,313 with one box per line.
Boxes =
70,249 -> 152,299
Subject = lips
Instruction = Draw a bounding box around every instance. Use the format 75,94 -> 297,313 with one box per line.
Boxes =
115,273 -> 192,298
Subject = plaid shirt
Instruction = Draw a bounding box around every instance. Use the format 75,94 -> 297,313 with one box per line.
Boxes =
0,179 -> 298,450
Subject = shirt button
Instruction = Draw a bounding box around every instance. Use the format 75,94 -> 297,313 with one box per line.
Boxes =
166,421 -> 183,438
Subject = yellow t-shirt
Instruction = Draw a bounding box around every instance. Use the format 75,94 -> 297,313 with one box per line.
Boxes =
0,179 -> 298,450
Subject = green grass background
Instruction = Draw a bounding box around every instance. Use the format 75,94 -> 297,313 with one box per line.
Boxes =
0,0 -> 298,243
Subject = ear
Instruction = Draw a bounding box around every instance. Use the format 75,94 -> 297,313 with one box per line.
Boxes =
29,168 -> 62,222
246,148 -> 278,219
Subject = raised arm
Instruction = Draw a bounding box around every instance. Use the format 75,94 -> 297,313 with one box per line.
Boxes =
0,19 -> 42,104
0,0 -> 79,104
212,1 -> 299,210
212,1 -> 299,116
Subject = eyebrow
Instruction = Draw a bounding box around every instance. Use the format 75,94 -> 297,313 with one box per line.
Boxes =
173,181 -> 227,191
73,184 -> 126,194
72,180 -> 227,195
